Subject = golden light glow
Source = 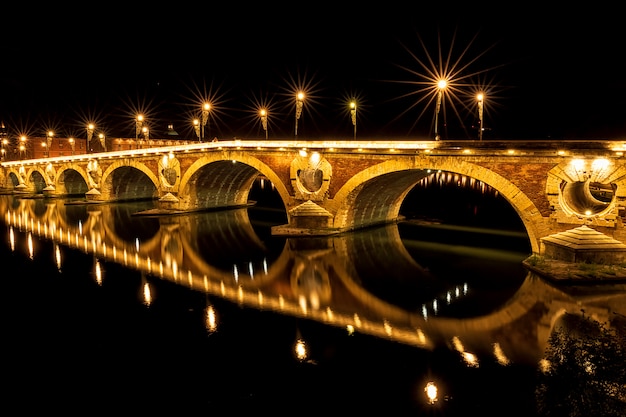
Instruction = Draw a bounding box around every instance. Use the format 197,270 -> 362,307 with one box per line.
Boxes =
205,305 -> 217,333
143,282 -> 152,306
425,381 -> 438,404
294,338 -> 307,361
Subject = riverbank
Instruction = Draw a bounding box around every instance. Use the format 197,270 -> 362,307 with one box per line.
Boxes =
523,256 -> 626,284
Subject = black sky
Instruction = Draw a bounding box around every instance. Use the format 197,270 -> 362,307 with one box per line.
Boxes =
2,4 -> 625,141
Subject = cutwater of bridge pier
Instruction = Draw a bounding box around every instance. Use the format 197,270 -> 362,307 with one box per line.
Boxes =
3,139 -> 626,254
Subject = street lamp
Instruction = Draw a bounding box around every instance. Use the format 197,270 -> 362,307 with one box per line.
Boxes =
142,126 -> 149,141
19,135 -> 27,159
1,138 -> 7,160
193,119 -> 200,140
477,93 -> 484,141
434,79 -> 447,141
136,115 -> 144,141
69,138 -> 75,155
87,123 -> 94,152
201,103 -> 210,141
46,131 -> 54,157
259,108 -> 268,140
99,133 -> 106,152
294,91 -> 304,139
350,101 -> 357,140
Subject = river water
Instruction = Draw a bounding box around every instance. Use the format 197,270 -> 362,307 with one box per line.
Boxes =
1,176 -> 623,416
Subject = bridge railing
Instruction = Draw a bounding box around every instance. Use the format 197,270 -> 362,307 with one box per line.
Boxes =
2,139 -> 626,168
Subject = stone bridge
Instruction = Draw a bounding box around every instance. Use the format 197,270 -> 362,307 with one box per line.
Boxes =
2,195 -> 623,367
3,139 -> 626,254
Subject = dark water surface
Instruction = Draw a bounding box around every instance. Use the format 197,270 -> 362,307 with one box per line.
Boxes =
0,186 -> 620,416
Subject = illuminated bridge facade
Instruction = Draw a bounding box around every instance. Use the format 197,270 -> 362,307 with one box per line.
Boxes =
3,139 -> 626,253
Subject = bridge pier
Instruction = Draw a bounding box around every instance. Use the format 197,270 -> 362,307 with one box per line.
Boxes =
272,200 -> 338,236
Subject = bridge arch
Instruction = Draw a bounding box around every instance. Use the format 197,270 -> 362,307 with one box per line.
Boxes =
332,157 -> 542,253
54,164 -> 90,196
99,160 -> 160,201
177,153 -> 291,212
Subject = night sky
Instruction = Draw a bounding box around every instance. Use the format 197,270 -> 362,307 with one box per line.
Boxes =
2,4 -> 625,141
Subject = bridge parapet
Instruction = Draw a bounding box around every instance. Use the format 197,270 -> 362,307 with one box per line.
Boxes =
3,139 -> 626,252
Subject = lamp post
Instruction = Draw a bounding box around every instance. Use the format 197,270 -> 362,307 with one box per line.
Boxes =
294,91 -> 304,139
99,133 -> 106,152
193,119 -> 201,140
69,138 -> 75,155
350,101 -> 357,140
19,135 -> 27,159
46,131 -> 53,157
477,93 -> 484,141
434,79 -> 447,141
142,126 -> 149,141
201,103 -> 210,141
259,108 -> 268,140
87,124 -> 94,152
1,138 -> 7,160
135,115 -> 144,141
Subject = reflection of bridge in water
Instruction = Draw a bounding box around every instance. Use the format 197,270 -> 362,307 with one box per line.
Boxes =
2,195 -> 624,368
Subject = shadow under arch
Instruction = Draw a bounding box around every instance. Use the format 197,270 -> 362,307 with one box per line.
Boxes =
176,154 -> 290,213
99,161 -> 160,202
332,157 -> 541,253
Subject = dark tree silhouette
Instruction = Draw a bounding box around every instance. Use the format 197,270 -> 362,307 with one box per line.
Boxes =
535,312 -> 626,417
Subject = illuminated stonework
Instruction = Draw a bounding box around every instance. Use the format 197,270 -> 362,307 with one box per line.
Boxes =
547,158 -> 623,226
290,151 -> 331,201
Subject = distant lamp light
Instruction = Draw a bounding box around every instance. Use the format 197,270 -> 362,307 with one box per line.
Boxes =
87,124 -> 94,152
295,91 -> 305,138
46,131 -> 54,157
135,115 -> 144,141
259,108 -> 268,140
99,133 -> 106,152
350,101 -> 357,140
477,93 -> 484,141
201,103 -> 211,141
193,118 -> 201,140
434,79 -> 447,141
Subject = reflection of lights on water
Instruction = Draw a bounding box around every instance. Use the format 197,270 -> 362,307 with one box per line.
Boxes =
9,226 -> 15,251
94,259 -> 103,286
55,244 -> 62,271
538,359 -> 551,373
298,295 -> 308,314
233,265 -> 239,282
384,320 -> 392,336
425,381 -> 438,404
294,338 -> 307,361
452,336 -> 479,367
346,324 -> 355,335
326,307 -> 334,321
462,351 -> 478,367
354,313 -> 362,327
205,305 -> 218,333
416,328 -> 426,345
135,238 -> 140,252
143,282 -> 152,306
493,342 -> 510,365
422,283 -> 469,319
27,232 -> 34,259
248,261 -> 254,278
